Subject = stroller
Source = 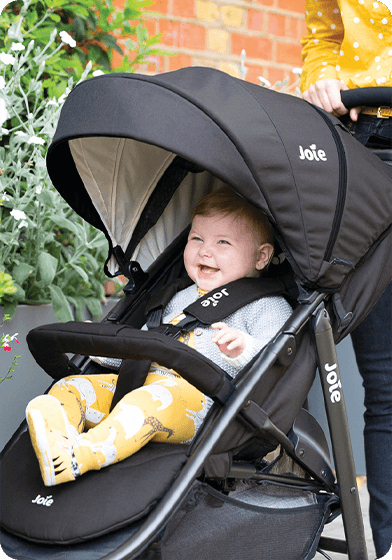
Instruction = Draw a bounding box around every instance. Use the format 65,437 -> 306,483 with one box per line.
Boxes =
1,67 -> 391,560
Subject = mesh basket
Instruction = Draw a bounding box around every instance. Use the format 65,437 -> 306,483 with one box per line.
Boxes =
157,480 -> 335,560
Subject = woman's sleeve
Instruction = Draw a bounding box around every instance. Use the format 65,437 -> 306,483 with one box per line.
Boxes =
300,0 -> 345,92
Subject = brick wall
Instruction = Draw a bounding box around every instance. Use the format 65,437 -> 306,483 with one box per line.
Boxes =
112,0 -> 306,86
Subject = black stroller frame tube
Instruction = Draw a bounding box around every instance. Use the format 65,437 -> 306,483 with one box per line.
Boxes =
101,292 -> 336,560
313,305 -> 368,560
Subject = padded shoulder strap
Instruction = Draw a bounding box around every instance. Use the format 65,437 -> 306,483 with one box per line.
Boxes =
149,276 -> 286,338
183,277 -> 285,324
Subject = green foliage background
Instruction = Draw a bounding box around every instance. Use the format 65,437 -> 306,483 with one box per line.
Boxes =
0,0 -> 163,321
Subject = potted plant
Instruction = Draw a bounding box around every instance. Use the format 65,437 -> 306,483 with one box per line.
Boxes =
0,0 -> 163,449
0,0 -> 164,322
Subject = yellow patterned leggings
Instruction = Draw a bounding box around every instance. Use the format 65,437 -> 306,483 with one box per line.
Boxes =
49,372 -> 207,475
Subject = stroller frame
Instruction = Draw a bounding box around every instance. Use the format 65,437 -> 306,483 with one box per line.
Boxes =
95,291 -> 366,560
2,71 -> 391,560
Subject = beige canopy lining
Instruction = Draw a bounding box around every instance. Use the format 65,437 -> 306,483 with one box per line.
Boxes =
69,137 -> 224,275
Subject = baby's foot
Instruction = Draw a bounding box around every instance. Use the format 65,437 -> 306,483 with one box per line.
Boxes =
26,395 -> 81,486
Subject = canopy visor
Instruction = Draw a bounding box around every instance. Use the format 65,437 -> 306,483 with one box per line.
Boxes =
69,137 -> 226,276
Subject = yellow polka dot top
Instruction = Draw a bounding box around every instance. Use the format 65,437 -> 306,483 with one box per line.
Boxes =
300,0 -> 392,91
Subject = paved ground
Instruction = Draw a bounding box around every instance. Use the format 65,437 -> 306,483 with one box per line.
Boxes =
314,479 -> 376,560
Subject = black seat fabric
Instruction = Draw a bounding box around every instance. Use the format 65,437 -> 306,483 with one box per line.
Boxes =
0,431 -> 189,544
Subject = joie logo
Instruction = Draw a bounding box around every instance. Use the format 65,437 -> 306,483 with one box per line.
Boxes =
32,494 -> 54,507
299,144 -> 327,162
325,363 -> 342,403
201,288 -> 229,307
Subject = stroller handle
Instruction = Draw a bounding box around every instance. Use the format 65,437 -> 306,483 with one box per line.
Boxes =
340,86 -> 392,109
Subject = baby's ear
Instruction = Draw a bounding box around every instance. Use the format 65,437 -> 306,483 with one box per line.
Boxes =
256,243 -> 274,270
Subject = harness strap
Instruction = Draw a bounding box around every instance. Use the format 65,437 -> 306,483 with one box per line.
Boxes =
146,276 -> 193,329
147,276 -> 286,337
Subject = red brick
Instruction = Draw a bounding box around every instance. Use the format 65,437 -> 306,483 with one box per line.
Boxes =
286,17 -> 300,39
144,54 -> 166,73
244,64 -> 266,84
276,41 -> 302,65
247,9 -> 265,32
169,53 -> 193,71
145,0 -> 169,14
254,0 -> 275,6
268,13 -> 286,36
267,66 -> 286,85
277,0 -> 305,14
299,19 -> 307,38
111,49 -> 122,69
181,23 -> 206,50
113,0 -> 126,10
172,0 -> 196,18
143,18 -> 158,37
231,33 -> 273,60
158,20 -> 182,47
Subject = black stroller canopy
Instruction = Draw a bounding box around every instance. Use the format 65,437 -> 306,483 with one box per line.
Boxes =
47,67 -> 392,291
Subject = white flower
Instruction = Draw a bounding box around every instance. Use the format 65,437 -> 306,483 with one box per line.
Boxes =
93,70 -> 105,77
11,43 -> 25,52
35,185 -> 42,194
58,88 -> 71,104
258,76 -> 272,87
292,67 -> 303,75
0,53 -> 15,66
47,98 -> 59,107
28,136 -> 45,145
0,99 -> 10,127
1,128 -> 8,134
18,220 -> 28,229
10,209 -> 27,221
59,31 -> 76,48
0,77 -> 5,89
15,130 -> 29,138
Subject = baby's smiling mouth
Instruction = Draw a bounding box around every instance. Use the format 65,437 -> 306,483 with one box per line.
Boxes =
199,265 -> 219,276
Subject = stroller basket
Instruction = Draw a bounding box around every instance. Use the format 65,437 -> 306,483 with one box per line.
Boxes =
157,480 -> 334,560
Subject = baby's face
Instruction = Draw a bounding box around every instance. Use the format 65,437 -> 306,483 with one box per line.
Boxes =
184,212 -> 265,292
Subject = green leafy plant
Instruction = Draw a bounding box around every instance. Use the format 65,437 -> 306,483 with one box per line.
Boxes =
0,0 -> 161,321
1,0 -> 165,97
0,44 -> 109,320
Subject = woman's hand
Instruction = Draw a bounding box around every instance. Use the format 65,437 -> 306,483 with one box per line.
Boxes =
303,78 -> 361,121
211,322 -> 246,358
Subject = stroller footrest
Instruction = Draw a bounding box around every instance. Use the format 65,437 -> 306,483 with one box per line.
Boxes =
0,431 -> 189,545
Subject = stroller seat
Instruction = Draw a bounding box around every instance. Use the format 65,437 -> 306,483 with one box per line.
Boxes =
1,69 -> 391,560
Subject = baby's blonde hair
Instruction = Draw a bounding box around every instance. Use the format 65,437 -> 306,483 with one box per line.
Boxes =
192,186 -> 275,246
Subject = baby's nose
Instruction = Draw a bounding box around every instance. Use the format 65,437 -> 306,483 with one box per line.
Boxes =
199,244 -> 212,258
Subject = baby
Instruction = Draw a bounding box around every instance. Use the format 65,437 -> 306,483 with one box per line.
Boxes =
26,186 -> 292,486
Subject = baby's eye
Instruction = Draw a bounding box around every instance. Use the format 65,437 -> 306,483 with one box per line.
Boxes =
218,240 -> 230,245
191,236 -> 203,242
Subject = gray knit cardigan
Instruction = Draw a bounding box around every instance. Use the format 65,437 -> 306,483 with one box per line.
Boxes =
161,283 -> 293,380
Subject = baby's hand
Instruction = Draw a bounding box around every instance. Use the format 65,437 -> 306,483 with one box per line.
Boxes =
211,322 -> 246,359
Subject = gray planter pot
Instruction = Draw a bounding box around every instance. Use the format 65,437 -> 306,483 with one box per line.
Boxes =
0,300 -> 119,450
